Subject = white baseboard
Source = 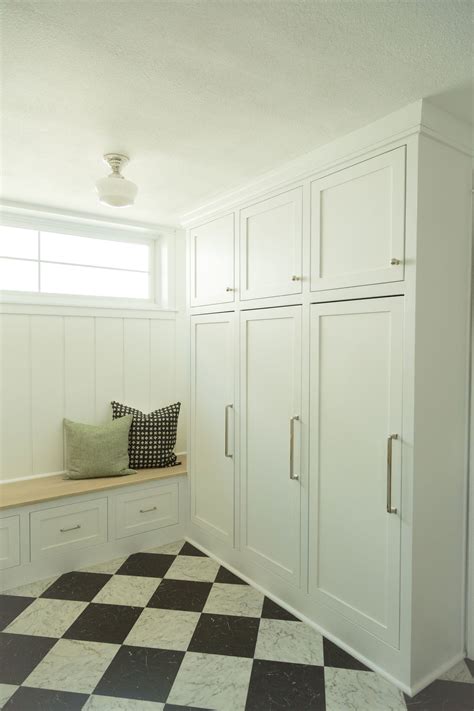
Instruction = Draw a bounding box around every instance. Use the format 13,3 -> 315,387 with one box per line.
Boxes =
409,653 -> 466,697
185,535 -> 413,696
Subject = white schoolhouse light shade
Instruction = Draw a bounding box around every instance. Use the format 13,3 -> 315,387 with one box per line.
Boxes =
96,154 -> 138,208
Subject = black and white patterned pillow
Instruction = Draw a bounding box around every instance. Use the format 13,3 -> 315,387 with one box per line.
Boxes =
111,401 -> 180,469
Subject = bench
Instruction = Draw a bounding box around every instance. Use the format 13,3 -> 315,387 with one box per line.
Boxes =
0,457 -> 187,591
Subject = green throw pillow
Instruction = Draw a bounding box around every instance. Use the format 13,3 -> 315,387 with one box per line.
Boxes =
64,416 -> 136,480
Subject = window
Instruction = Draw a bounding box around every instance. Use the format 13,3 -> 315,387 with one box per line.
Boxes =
0,225 -> 152,300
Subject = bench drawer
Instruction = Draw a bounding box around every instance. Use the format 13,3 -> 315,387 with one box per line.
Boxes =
0,515 -> 20,570
115,483 -> 179,539
30,499 -> 108,560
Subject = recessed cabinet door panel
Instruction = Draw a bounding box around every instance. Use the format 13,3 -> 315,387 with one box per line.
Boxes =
241,307 -> 302,584
311,147 -> 405,291
309,297 -> 403,646
190,313 -> 235,543
190,214 -> 235,307
240,188 -> 303,300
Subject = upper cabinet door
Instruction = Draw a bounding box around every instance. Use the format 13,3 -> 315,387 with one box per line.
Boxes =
190,214 -> 235,307
311,147 -> 406,291
240,187 -> 303,300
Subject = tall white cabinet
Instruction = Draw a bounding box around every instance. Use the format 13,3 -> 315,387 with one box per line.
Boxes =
185,100 -> 472,695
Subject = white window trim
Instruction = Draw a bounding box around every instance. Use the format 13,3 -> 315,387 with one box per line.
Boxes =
0,205 -> 176,310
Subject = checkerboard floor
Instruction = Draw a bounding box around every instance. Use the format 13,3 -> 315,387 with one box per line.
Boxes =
0,540 -> 472,710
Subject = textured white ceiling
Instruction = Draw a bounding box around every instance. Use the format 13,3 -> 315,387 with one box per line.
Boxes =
1,0 -> 472,226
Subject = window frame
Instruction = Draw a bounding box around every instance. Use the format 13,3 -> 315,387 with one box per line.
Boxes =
0,210 -> 166,310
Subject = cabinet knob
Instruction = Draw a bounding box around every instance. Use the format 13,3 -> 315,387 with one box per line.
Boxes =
291,275 -> 301,281
225,287 -> 233,292
390,258 -> 401,266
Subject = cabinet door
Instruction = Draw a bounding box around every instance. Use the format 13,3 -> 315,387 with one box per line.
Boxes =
240,188 -> 303,300
190,214 -> 235,307
309,297 -> 403,646
240,306 -> 302,584
311,147 -> 405,291
190,313 -> 235,543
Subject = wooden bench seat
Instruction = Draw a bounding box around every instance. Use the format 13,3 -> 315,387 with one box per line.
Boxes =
0,456 -> 187,511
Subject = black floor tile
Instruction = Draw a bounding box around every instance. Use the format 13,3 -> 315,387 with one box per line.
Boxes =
148,578 -> 212,612
4,686 -> 88,710
404,679 -> 474,711
261,596 -> 299,621
63,602 -> 142,644
188,612 -> 260,658
246,658 -> 326,711
0,633 -> 56,684
179,542 -> 207,557
465,657 -> 474,676
94,645 -> 184,702
164,705 -> 211,710
116,552 -> 175,578
215,566 -> 249,585
323,637 -> 371,671
0,595 -> 34,630
41,571 -> 111,602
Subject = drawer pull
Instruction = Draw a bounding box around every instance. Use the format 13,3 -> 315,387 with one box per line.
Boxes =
60,524 -> 81,533
140,506 -> 157,514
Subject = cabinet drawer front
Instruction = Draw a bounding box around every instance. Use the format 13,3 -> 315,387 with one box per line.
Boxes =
311,147 -> 406,291
0,516 -> 20,570
30,499 -> 108,560
115,484 -> 179,539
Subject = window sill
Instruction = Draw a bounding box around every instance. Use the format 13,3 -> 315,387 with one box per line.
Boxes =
0,293 -> 178,318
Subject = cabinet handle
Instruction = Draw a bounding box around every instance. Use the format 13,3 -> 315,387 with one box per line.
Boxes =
60,524 -> 81,533
291,275 -> 301,281
390,258 -> 401,266
290,416 -> 300,480
140,506 -> 157,514
386,434 -> 399,514
225,404 -> 233,458
225,287 -> 233,292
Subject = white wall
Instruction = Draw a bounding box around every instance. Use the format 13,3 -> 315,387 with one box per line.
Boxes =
0,309 -> 186,482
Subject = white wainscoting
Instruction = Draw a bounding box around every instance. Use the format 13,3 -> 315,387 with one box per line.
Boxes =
0,312 -> 184,482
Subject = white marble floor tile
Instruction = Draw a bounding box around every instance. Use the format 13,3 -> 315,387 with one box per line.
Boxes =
125,608 -> 200,651
324,667 -> 406,711
254,618 -> 324,665
164,555 -> 220,582
80,557 -> 128,574
84,694 -> 165,709
3,576 -> 58,598
143,540 -> 184,555
92,574 -> 159,607
24,638 -> 120,694
204,583 -> 264,617
439,659 -> 474,683
0,683 -> 18,706
4,598 -> 87,637
167,651 -> 253,711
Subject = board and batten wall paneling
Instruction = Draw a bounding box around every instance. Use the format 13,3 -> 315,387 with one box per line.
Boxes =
0,313 -> 183,482
0,315 -> 32,477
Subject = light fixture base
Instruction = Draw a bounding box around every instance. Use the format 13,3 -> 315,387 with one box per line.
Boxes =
103,153 -> 129,175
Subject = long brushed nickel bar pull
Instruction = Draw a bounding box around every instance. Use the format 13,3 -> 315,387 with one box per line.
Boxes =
225,404 -> 233,458
387,434 -> 399,514
140,506 -> 157,514
60,524 -> 81,533
290,416 -> 300,480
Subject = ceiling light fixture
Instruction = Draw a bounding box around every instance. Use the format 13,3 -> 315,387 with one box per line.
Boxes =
95,153 -> 138,208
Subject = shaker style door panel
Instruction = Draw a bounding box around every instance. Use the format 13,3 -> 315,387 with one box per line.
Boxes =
190,214 -> 235,307
309,297 -> 403,646
240,188 -> 303,300
240,306 -> 302,584
190,313 -> 235,543
311,147 -> 406,291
